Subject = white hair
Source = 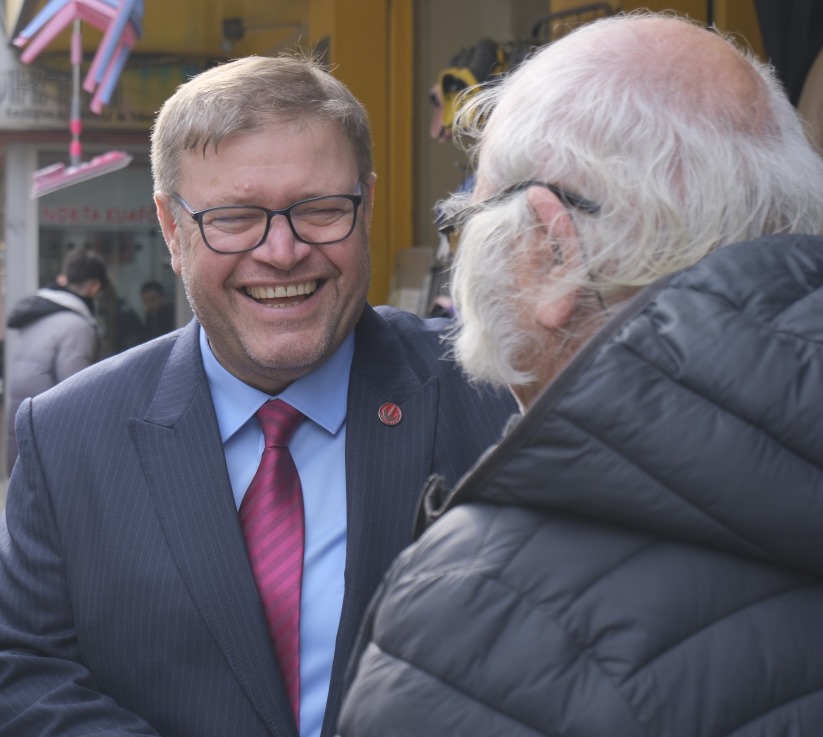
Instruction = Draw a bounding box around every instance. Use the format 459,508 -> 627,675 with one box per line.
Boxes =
448,11 -> 823,388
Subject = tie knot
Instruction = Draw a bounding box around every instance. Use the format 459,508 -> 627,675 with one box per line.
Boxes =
256,399 -> 303,448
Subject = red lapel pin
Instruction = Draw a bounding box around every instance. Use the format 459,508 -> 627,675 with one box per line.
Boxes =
378,402 -> 402,426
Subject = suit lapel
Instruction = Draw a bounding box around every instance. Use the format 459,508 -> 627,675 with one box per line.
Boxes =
128,312 -> 442,737
128,321 -> 295,737
322,307 -> 439,736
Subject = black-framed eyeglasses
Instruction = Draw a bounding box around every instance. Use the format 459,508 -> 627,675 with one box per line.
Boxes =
437,180 -> 600,238
170,192 -> 363,253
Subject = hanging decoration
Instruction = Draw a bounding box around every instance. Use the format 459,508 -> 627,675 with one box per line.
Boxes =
12,0 -> 144,197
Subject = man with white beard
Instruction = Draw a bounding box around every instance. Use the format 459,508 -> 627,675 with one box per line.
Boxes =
337,12 -> 823,737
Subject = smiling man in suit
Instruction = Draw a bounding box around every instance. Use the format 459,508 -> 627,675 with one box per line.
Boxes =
0,55 -> 515,737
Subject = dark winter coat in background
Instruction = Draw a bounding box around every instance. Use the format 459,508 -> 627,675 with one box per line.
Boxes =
337,234 -> 823,737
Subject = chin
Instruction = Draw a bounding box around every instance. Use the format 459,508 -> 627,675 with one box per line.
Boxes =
244,333 -> 329,374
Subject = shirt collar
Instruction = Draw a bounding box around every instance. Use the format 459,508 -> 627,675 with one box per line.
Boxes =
200,326 -> 353,442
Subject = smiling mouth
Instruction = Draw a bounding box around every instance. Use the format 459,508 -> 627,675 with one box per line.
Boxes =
245,280 -> 318,307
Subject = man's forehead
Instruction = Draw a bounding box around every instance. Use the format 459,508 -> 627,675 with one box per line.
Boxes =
175,122 -> 360,204
184,116 -> 340,152
176,120 -> 357,176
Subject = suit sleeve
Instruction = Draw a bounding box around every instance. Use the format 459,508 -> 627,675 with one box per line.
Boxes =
0,399 -> 160,737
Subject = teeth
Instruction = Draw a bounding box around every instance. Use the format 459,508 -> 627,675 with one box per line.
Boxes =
247,281 -> 317,300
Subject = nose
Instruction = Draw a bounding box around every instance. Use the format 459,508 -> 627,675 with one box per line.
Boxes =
250,213 -> 311,269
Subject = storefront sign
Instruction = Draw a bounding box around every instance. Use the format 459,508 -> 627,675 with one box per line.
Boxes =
38,204 -> 158,230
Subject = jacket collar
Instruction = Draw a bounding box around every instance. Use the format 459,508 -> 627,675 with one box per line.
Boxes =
423,235 -> 823,580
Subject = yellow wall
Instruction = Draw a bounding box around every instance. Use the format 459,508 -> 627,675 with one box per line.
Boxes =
309,0 -> 413,306
712,0 -> 764,56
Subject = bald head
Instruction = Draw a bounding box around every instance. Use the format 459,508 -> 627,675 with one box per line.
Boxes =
565,15 -> 772,135
477,13 -> 774,157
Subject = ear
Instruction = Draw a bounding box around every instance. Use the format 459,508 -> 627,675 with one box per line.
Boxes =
78,279 -> 103,299
155,193 -> 183,276
526,185 -> 582,329
362,172 -> 377,227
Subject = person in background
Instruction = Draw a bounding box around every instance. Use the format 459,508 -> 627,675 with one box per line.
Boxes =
0,54 -> 515,737
106,289 -> 149,354
338,12 -> 823,737
140,279 -> 176,338
4,248 -> 108,474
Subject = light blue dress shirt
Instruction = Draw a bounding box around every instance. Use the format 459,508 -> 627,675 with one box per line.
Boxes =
199,327 -> 351,737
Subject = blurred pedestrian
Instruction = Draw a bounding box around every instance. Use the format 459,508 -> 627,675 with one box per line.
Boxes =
5,248 -> 107,473
140,280 -> 176,338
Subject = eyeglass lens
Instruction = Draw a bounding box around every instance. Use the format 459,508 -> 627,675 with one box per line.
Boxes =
201,196 -> 358,252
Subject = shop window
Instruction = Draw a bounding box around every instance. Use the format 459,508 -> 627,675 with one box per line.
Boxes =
36,153 -> 175,358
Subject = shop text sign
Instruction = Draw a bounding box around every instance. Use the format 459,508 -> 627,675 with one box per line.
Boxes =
39,204 -> 158,230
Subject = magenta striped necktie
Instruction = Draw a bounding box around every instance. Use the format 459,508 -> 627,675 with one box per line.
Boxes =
240,399 -> 305,726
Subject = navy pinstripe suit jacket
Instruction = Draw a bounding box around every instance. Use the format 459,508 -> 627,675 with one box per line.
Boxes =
0,305 -> 515,737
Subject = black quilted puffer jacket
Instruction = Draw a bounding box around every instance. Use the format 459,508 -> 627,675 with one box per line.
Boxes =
337,234 -> 823,737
